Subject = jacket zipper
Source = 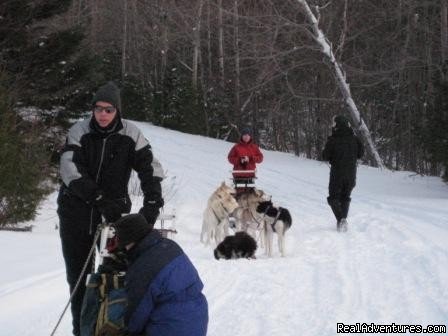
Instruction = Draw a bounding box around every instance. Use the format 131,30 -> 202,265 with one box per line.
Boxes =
90,137 -> 109,234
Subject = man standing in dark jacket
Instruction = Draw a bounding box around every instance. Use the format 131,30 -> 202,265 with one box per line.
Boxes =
322,115 -> 364,232
57,81 -> 164,336
112,214 -> 209,336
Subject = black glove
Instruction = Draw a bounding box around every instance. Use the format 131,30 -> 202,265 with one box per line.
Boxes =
94,195 -> 122,223
139,204 -> 160,227
144,196 -> 164,208
139,196 -> 164,226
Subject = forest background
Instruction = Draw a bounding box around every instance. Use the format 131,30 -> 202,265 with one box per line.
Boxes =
1,0 -> 447,226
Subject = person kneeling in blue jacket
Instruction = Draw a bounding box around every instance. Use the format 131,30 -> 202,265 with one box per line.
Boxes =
112,214 -> 208,336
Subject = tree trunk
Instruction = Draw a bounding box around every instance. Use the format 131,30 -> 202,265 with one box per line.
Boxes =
442,0 -> 448,67
192,0 -> 204,89
121,0 -> 128,80
161,9 -> 169,86
335,0 -> 348,58
199,52 -> 210,136
234,0 -> 241,118
296,0 -> 385,168
206,0 -> 212,79
218,0 -> 225,88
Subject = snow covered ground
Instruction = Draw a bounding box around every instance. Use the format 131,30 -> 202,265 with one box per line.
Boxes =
1,122 -> 447,336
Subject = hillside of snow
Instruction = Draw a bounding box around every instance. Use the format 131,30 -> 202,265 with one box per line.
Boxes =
1,122 -> 447,336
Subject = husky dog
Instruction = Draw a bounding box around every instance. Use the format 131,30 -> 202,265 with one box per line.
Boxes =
256,200 -> 292,257
231,188 -> 271,234
201,182 -> 239,246
214,232 -> 257,260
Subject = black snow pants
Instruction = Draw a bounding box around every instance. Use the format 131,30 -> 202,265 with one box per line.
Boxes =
327,169 -> 356,222
57,190 -> 101,336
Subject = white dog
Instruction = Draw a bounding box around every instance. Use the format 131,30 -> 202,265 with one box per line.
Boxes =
201,182 -> 239,246
231,188 -> 271,245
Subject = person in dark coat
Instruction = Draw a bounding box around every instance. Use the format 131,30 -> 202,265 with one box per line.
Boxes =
57,81 -> 165,336
322,115 -> 364,232
112,214 -> 209,336
227,126 -> 263,184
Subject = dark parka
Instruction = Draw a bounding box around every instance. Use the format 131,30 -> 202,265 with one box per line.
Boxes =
322,124 -> 364,180
58,117 -> 163,216
58,113 -> 164,336
322,121 -> 364,220
125,230 -> 209,336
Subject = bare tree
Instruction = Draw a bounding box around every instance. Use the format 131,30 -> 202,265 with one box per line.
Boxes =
218,0 -> 225,87
296,0 -> 384,168
192,0 -> 204,89
121,0 -> 128,80
442,0 -> 448,68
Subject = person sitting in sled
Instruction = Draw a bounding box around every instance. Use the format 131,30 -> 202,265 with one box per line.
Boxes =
227,126 -> 264,187
112,213 -> 209,336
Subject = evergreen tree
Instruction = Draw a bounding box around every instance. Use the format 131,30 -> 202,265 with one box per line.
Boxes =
422,78 -> 448,181
0,78 -> 49,226
0,0 -> 89,117
0,1 -> 87,226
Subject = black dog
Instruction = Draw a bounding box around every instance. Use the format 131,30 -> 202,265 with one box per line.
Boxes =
214,232 -> 257,260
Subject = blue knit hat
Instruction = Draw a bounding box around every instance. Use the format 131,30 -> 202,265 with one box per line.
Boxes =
241,127 -> 252,136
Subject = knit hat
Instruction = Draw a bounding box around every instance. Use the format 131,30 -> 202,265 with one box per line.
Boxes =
240,127 -> 252,136
333,115 -> 350,128
113,214 -> 153,248
92,81 -> 122,114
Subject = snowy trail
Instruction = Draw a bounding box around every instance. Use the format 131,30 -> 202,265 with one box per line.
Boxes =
1,123 -> 447,336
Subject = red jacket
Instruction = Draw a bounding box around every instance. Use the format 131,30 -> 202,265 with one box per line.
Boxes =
228,140 -> 263,178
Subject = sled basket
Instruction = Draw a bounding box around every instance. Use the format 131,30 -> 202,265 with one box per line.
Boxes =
80,272 -> 128,336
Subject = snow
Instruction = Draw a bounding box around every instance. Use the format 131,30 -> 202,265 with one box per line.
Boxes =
1,122 -> 448,336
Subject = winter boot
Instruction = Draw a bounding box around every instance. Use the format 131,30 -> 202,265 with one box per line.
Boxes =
327,197 -> 342,223
341,198 -> 351,219
338,218 -> 348,232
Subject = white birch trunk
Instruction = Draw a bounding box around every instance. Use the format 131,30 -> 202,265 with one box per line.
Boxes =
296,0 -> 384,168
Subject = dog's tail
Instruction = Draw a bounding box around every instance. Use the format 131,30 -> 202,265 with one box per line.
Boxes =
281,208 -> 292,231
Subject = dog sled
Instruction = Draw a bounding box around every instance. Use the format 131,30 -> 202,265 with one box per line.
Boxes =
83,210 -> 177,332
156,208 -> 177,238
79,223 -> 127,336
79,210 -> 177,336
231,169 -> 257,198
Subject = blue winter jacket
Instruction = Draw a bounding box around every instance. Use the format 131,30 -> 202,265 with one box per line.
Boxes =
125,230 -> 208,336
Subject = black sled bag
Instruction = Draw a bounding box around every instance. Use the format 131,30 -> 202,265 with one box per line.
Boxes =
80,272 -> 128,336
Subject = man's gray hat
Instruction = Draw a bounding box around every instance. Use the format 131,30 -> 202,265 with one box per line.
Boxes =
92,81 -> 122,113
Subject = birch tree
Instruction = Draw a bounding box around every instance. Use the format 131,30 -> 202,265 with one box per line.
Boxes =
296,0 -> 385,168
